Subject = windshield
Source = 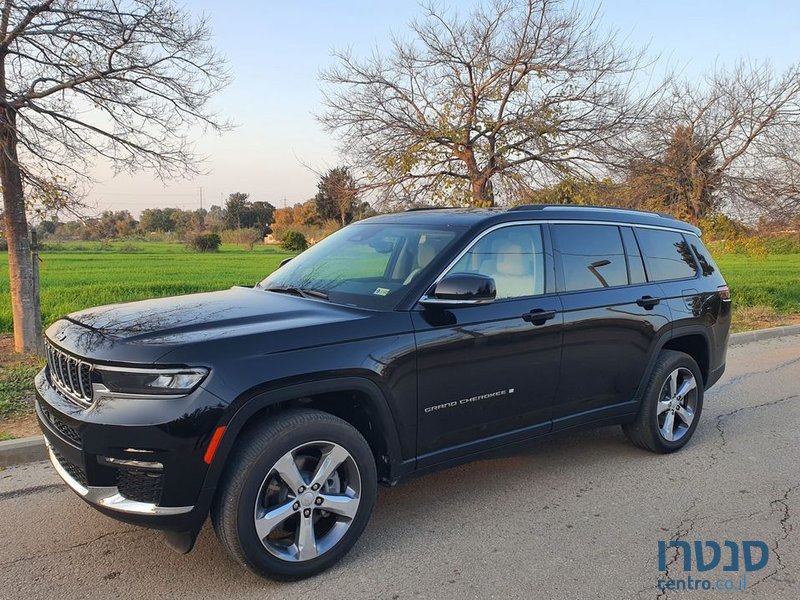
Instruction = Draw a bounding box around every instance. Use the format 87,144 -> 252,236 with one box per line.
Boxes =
260,222 -> 463,309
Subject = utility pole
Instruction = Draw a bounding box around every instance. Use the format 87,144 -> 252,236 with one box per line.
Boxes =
199,187 -> 203,211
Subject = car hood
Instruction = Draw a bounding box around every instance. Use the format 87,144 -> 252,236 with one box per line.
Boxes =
46,286 -> 381,364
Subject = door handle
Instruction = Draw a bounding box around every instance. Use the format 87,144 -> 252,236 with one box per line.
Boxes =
636,295 -> 661,309
522,308 -> 557,325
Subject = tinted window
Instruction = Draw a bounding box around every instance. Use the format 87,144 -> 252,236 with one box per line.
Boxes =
690,241 -> 718,277
620,227 -> 647,285
552,224 -> 628,291
447,225 -> 544,299
261,223 -> 460,309
635,229 -> 698,281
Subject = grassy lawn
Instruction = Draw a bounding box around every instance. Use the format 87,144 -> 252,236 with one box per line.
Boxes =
0,241 -> 295,332
0,335 -> 44,439
716,254 -> 800,331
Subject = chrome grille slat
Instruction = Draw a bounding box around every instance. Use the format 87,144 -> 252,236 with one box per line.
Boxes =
45,340 -> 94,406
66,357 -> 76,390
79,363 -> 93,398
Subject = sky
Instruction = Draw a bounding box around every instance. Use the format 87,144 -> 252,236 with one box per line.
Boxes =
87,1 -> 800,217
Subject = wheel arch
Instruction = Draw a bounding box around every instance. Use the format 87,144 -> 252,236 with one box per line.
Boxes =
204,377 -> 407,492
635,325 -> 712,403
661,331 -> 710,384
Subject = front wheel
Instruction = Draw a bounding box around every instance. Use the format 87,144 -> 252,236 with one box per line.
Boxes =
622,350 -> 704,453
212,409 -> 377,580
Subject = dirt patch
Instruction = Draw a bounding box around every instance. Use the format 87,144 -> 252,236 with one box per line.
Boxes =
731,306 -> 800,333
0,335 -> 31,366
0,412 -> 40,439
0,334 -> 43,439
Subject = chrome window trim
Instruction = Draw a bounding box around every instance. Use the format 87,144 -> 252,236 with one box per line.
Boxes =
417,219 -> 700,305
544,219 -> 698,236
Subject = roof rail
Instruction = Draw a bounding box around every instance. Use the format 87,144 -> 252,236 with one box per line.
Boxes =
509,203 -> 676,219
507,204 -> 547,211
405,206 -> 460,212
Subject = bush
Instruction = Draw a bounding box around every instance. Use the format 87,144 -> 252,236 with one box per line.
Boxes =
281,230 -> 308,252
187,232 -> 221,252
272,221 -> 340,245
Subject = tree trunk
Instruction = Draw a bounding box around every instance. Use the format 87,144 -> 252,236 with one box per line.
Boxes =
0,107 -> 43,354
461,146 -> 495,207
471,176 -> 495,207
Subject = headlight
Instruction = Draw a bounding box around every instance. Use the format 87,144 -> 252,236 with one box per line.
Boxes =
95,366 -> 209,397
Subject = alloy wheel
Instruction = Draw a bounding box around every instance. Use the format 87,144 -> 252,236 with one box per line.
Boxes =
656,367 -> 698,442
253,440 -> 361,562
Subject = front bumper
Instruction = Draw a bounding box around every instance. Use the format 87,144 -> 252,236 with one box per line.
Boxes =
35,367 -> 225,532
44,436 -> 194,515
44,437 -> 193,516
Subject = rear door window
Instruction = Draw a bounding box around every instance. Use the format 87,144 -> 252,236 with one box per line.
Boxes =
551,224 -> 628,292
635,228 -> 698,282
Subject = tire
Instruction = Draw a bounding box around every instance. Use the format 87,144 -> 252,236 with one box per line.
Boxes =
622,350 -> 704,453
211,409 -> 377,580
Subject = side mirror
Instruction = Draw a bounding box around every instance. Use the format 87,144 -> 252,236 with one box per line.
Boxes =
420,273 -> 496,307
279,257 -> 293,267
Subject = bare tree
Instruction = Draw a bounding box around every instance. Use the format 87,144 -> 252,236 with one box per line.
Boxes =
0,0 -> 230,353
319,0 -> 652,208
621,61 -> 800,222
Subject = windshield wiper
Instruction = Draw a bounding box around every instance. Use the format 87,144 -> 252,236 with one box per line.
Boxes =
264,286 -> 330,301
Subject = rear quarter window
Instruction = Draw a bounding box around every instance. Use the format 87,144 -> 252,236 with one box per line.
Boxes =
634,228 -> 698,282
690,239 -> 720,277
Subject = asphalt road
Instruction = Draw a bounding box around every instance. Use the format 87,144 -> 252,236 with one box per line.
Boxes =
1,336 -> 798,600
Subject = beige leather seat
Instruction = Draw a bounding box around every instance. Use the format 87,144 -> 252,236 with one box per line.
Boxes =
403,237 -> 441,284
491,240 -> 535,299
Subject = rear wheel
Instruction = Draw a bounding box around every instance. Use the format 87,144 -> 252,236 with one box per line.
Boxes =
212,409 -> 377,580
622,350 -> 704,453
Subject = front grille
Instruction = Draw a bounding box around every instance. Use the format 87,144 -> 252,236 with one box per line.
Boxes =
117,469 -> 164,505
45,341 -> 94,405
41,406 -> 82,446
52,448 -> 88,488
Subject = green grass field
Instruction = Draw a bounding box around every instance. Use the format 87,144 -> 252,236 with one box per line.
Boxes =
715,253 -> 800,331
0,242 -> 798,333
0,242 -> 295,332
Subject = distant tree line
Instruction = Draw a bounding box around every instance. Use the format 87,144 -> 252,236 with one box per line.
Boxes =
32,168 -> 376,244
34,193 -> 276,242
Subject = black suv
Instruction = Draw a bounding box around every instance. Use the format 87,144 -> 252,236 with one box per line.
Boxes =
36,205 -> 731,579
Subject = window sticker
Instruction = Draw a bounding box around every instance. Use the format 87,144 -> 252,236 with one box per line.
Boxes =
374,287 -> 390,296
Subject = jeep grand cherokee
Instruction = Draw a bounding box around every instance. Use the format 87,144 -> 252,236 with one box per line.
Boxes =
36,205 -> 731,580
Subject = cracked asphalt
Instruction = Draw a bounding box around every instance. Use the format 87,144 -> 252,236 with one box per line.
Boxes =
1,336 -> 798,600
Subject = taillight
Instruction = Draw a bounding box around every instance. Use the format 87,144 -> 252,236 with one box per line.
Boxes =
718,285 -> 731,302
